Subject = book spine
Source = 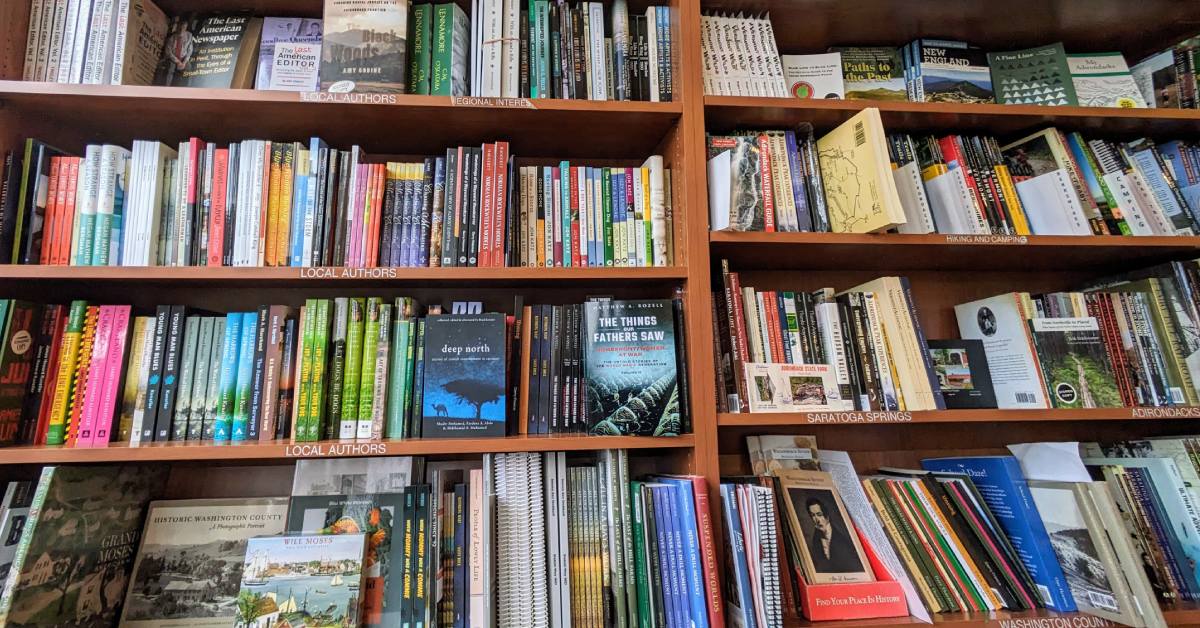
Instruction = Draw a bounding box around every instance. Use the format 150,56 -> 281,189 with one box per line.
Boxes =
153,305 -> 185,440
185,316 -> 215,440
246,304 -> 270,440
259,306 -> 286,440
341,298 -> 365,437
169,314 -> 200,441
307,300 -> 332,441
275,317 -> 296,439
410,320 -> 427,438
214,312 -> 242,442
64,306 -> 99,447
356,297 -> 382,439
92,305 -> 130,445
230,310 -> 257,441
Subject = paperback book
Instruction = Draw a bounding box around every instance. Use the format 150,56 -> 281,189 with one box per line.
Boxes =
235,534 -> 368,628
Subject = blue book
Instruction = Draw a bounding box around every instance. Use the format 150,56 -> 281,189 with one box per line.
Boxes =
213,312 -> 243,442
776,294 -> 794,364
559,160 -> 571,267
921,456 -> 1076,611
1159,140 -> 1192,184
719,484 -> 757,628
290,167 -> 309,267
1127,466 -> 1196,600
652,478 -> 709,628
420,313 -> 505,438
231,311 -> 258,441
650,483 -> 684,628
783,131 -> 811,231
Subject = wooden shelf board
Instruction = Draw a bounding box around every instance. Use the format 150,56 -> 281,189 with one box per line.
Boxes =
784,603 -> 1200,627
704,96 -> 1200,137
0,434 -> 695,464
0,81 -> 682,158
0,265 -> 688,285
718,407 -> 1200,427
709,232 -> 1200,272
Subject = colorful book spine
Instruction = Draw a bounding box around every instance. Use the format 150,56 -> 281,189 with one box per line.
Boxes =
92,305 -> 131,446
306,299 -> 332,440
201,317 -> 226,440
187,316 -> 217,441
213,312 -> 243,442
65,306 -> 99,447
341,298 -> 365,436
293,302 -> 315,441
387,317 -> 413,438
116,315 -> 149,443
170,315 -> 200,441
231,311 -> 258,441
75,305 -> 112,446
370,304 -> 393,441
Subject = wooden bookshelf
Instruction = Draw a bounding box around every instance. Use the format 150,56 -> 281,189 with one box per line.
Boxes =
785,603 -> 1200,627
0,265 -> 689,284
717,407 -> 1200,426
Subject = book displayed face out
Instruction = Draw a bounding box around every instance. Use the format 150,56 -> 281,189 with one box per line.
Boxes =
777,469 -> 875,585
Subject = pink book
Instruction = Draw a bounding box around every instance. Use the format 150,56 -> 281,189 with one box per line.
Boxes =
92,305 -> 131,447
258,141 -> 273,267
493,142 -> 510,267
354,163 -> 368,267
479,143 -> 494,268
77,306 -> 114,447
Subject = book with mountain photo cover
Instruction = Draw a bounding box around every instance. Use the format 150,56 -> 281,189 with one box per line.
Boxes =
321,0 -> 409,92
235,534 -> 367,628
1028,317 -> 1121,409
120,498 -> 289,627
420,312 -> 507,438
584,299 -> 681,436
913,41 -> 994,103
831,47 -> 906,101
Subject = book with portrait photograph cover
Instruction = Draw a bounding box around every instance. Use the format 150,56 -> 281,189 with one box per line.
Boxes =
742,362 -> 843,412
777,469 -> 876,584
926,339 -> 997,409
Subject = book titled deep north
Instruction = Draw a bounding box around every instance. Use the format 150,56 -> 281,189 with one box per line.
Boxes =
584,299 -> 680,436
420,312 -> 507,438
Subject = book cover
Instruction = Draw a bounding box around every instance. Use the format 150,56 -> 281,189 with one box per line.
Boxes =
421,313 -> 507,438
0,465 -> 165,627
0,301 -> 38,446
120,497 -> 289,627
155,14 -> 264,88
292,457 -> 420,496
915,42 -> 993,104
111,0 -> 171,86
988,43 -> 1078,106
0,482 -> 34,593
954,293 -> 1049,409
1028,317 -> 1121,409
816,107 -> 908,233
1068,53 -> 1147,108
321,0 -> 409,93
583,299 -> 679,436
781,52 -> 845,99
741,362 -> 844,413
831,47 -> 906,101
235,534 -> 367,628
256,17 -> 323,90
926,339 -> 998,409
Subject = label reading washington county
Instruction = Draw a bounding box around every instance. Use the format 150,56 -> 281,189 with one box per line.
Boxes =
803,411 -> 913,424
298,267 -> 399,279
990,615 -> 1114,628
943,234 -> 1029,245
284,442 -> 389,457
451,96 -> 536,108
1132,406 -> 1200,419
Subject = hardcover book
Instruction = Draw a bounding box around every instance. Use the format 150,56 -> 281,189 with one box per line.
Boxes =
988,43 -> 1078,106
420,312 -> 507,438
1028,317 -> 1121,409
776,468 -> 875,584
746,434 -> 820,475
926,339 -> 997,409
0,465 -> 165,627
583,299 -> 680,436
256,17 -> 323,90
120,497 -> 290,627
155,14 -> 265,88
321,0 -> 409,93
235,534 -> 367,628
830,47 -> 906,101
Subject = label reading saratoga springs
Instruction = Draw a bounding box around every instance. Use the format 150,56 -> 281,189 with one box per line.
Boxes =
298,267 -> 398,279
285,442 -> 389,457
451,96 -> 536,108
943,234 -> 1029,245
804,411 -> 913,424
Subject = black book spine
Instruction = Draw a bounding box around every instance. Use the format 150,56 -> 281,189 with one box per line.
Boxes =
0,151 -> 18,263
504,155 -> 517,267
419,157 -> 435,267
141,305 -> 171,441
320,148 -> 340,266
247,304 -> 270,441
442,148 -> 460,267
571,6 -> 585,99
276,316 -> 297,439
846,293 -> 882,411
331,151 -> 352,266
535,167 -> 545,265
519,7 -> 530,98
464,149 -> 482,267
548,2 -> 561,99
548,305 -> 562,433
154,305 -> 187,441
380,168 -> 397,266
671,297 -> 690,433
310,147 -> 328,267
562,303 -> 576,434
642,485 -> 668,627
835,299 -> 864,411
507,296 -> 524,434
527,304 -> 542,434
18,304 -> 55,444
222,144 -> 238,267
410,320 -> 426,438
538,305 -> 552,434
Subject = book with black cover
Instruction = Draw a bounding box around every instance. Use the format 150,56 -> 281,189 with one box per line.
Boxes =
421,313 -> 507,438
155,14 -> 264,88
584,299 -> 680,436
927,339 -> 998,409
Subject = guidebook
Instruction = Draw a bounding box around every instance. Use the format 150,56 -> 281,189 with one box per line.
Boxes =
235,534 -> 368,628
1028,317 -> 1121,409
988,43 -> 1078,106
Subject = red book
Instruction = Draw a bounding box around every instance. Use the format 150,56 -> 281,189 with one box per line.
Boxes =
186,138 -> 203,263
763,290 -> 786,363
757,134 -> 776,232
937,135 -> 988,228
208,148 -> 229,266
727,270 -> 752,408
33,308 -> 67,445
57,158 -> 80,265
569,166 -> 581,268
721,263 -> 750,412
688,475 -> 727,628
480,143 -> 495,267
40,157 -> 62,264
364,164 -> 380,267
493,141 -> 510,267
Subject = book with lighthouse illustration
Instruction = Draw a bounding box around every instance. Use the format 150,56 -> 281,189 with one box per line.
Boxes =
235,533 -> 367,628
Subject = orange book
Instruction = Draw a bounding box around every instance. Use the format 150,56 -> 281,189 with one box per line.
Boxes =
64,306 -> 99,447
40,157 -> 63,264
55,157 -> 80,265
257,141 -> 272,266
516,305 -> 532,435
277,145 -> 298,266
366,164 -> 384,267
265,144 -> 283,266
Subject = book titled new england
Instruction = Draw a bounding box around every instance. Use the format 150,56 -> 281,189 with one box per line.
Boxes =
420,313 -> 507,438
584,299 -> 680,436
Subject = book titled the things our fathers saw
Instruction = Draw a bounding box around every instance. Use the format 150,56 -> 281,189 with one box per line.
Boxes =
584,299 -> 680,436
120,497 -> 290,627
420,312 -> 507,438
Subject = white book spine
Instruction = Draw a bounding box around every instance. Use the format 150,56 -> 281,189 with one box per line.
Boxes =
611,0 -> 629,100
575,167 -> 588,267
128,316 -> 156,443
44,0 -> 70,83
23,0 -> 46,81
815,301 -> 857,410
862,291 -> 901,410
645,7 -> 659,101
233,142 -> 249,265
469,0 -> 481,97
252,142 -> 267,266
500,0 -> 520,97
120,141 -> 143,265
106,0 -> 131,84
481,0 -> 503,97
67,0 -> 95,83
643,155 -> 667,267
72,145 -> 101,265
83,0 -> 114,84
590,3 -> 607,101
33,0 -> 56,80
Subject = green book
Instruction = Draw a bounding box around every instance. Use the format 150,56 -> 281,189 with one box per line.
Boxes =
369,304 -> 393,441
527,0 -> 538,97
602,167 -> 614,265
386,317 -> 413,439
409,4 -> 434,95
629,481 -> 655,628
408,320 -> 426,438
535,1 -> 549,97
307,300 -> 332,441
329,297 -> 351,439
231,311 -> 258,441
430,2 -> 469,96
170,316 -> 201,441
988,43 -> 1078,106
356,297 -> 383,439
201,317 -> 226,440
340,298 -> 365,439
294,300 -> 317,442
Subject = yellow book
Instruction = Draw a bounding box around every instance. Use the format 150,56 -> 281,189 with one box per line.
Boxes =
993,164 -> 1032,235
816,107 -> 907,233
277,145 -> 303,266
265,144 -> 283,266
45,301 -> 88,445
116,316 -> 152,443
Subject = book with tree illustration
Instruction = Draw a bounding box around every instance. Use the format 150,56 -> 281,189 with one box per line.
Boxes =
420,313 -> 507,438
1028,317 -> 1121,408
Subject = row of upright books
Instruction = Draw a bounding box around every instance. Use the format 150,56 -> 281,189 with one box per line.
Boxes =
702,14 -> 1198,111
727,434 -> 1200,627
0,296 -> 689,449
20,0 -> 676,100
708,108 -> 1200,237
0,452 -> 722,627
0,137 -> 673,268
716,259 -> 1200,413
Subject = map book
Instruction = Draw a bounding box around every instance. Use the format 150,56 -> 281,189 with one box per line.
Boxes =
815,107 -> 907,233
831,47 -> 906,101
1067,53 -> 1147,108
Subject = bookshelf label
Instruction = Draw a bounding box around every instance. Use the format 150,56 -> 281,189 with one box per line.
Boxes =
943,234 -> 1029,245
451,96 -> 536,109
285,443 -> 389,457
299,92 -> 400,105
992,616 -> 1114,628
298,267 -> 398,279
803,411 -> 913,424
1132,406 -> 1200,418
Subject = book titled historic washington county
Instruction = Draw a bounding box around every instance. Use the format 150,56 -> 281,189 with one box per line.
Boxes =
321,0 -> 409,93
583,299 -> 679,436
420,312 -> 507,438
154,14 -> 264,88
235,534 -> 368,628
1028,317 -> 1122,409
120,497 -> 289,627
0,465 -> 165,627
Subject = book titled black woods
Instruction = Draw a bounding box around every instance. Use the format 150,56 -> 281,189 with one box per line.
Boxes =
584,299 -> 684,437
421,313 -> 507,438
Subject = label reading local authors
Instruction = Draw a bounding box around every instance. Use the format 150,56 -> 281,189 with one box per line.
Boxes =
285,442 -> 389,457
